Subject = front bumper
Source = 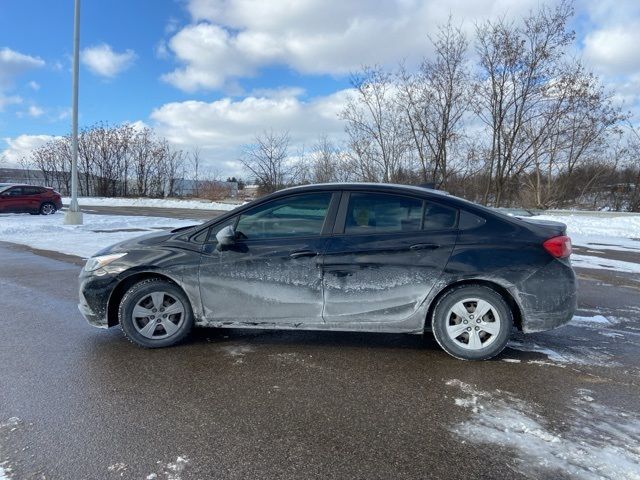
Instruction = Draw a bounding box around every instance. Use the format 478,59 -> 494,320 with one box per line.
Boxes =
78,270 -> 119,328
515,258 -> 577,333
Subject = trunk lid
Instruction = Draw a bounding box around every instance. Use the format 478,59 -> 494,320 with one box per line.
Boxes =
517,217 -> 567,237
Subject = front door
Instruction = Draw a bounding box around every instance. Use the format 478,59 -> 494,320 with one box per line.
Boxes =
198,192 -> 338,326
0,187 -> 26,213
322,192 -> 459,326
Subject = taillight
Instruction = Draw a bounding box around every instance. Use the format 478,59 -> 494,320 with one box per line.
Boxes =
543,235 -> 572,258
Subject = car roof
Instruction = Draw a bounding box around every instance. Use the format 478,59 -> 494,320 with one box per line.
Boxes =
1,184 -> 49,188
266,182 -> 522,225
275,182 -> 448,197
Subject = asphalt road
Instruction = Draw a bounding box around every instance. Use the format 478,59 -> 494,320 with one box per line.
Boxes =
1,223 -> 640,478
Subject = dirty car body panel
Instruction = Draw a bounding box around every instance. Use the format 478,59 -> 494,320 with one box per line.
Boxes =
78,183 -> 577,336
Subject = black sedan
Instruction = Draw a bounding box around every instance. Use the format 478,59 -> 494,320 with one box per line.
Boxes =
78,183 -> 576,360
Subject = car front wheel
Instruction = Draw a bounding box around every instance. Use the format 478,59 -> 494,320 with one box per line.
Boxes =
118,278 -> 194,348
431,284 -> 513,360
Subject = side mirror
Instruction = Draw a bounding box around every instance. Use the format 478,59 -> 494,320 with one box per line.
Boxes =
215,225 -> 236,250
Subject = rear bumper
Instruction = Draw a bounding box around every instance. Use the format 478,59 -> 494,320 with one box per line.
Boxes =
514,258 -> 577,333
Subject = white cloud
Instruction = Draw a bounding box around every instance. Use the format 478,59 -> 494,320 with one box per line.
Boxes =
0,94 -> 22,111
27,105 -> 44,118
163,0 -> 544,92
578,1 -> 640,118
81,43 -> 136,78
0,47 -> 44,111
1,134 -> 57,165
28,80 -> 40,91
16,105 -> 45,119
583,22 -> 640,76
0,47 -> 45,88
150,88 -> 351,173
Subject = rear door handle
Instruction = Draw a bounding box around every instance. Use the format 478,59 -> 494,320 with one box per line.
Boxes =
410,243 -> 440,251
290,250 -> 318,259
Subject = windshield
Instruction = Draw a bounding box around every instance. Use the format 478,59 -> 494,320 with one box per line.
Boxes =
0,185 -> 13,194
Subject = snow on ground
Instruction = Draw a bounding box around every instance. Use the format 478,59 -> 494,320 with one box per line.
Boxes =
62,196 -> 242,211
506,339 -> 614,366
0,212 -> 198,258
0,464 -> 10,480
507,313 -> 622,367
0,417 -> 20,480
571,254 -> 640,273
570,314 -> 612,325
447,380 -> 640,480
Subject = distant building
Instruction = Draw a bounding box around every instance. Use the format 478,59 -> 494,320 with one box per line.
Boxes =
0,168 -> 51,186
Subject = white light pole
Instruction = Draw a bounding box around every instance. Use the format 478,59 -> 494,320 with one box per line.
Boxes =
64,0 -> 83,225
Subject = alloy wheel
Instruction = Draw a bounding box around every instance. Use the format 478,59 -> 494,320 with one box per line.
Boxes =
444,298 -> 501,350
131,291 -> 185,340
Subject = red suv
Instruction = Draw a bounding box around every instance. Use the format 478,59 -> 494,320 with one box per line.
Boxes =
0,184 -> 63,215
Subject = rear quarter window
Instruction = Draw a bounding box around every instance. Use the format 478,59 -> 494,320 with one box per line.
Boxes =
458,209 -> 487,230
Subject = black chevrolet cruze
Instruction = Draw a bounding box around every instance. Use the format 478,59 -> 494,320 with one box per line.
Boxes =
79,183 -> 576,360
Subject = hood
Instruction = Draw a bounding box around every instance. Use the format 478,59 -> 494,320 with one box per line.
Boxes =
93,226 -> 197,256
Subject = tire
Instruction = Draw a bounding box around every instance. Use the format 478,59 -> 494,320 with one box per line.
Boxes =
39,202 -> 57,215
431,284 -> 513,360
118,278 -> 194,348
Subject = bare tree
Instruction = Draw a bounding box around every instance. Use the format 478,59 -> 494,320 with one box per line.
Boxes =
189,147 -> 202,197
474,1 -> 575,205
341,66 -> 412,183
397,18 -> 470,188
522,62 -> 626,208
240,130 -> 295,194
307,135 -> 352,183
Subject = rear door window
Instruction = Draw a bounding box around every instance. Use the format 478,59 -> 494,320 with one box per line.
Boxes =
423,201 -> 458,230
344,193 -> 423,234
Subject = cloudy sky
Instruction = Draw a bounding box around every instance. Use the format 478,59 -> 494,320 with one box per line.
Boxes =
1,0 -> 639,174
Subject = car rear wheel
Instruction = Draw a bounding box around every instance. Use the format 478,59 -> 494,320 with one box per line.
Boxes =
39,202 -> 57,215
118,278 -> 193,348
431,284 -> 512,360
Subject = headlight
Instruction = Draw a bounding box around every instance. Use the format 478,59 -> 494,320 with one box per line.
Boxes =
84,252 -> 127,272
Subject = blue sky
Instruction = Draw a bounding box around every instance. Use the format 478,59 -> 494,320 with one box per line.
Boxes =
1,0 -> 639,174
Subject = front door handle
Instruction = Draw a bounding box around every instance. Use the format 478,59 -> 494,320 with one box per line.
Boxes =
290,250 -> 318,259
410,243 -> 440,251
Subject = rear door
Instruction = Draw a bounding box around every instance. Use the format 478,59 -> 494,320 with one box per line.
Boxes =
322,191 -> 459,325
22,186 -> 44,212
198,191 -> 340,325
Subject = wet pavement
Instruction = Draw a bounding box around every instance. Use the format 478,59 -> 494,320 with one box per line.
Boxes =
1,243 -> 639,479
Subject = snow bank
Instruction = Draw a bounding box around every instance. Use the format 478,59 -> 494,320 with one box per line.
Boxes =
62,196 -> 242,211
530,213 -> 640,272
0,212 -> 197,258
531,213 -> 640,241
